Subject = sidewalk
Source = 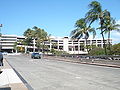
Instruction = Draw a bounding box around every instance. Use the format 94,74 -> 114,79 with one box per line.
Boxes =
0,58 -> 28,90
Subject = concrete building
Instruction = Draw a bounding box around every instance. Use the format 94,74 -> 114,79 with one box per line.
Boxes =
0,35 -> 25,53
46,36 -> 112,54
0,35 -> 112,54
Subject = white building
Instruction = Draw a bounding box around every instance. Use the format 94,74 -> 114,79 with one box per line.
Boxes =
0,35 -> 112,54
46,36 -> 112,54
0,35 -> 25,53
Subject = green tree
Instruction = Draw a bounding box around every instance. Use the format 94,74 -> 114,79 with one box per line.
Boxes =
70,18 -> 96,54
23,28 -> 35,52
85,1 -> 111,55
111,43 -> 120,55
33,26 -> 48,53
89,47 -> 105,55
23,28 -> 35,39
17,40 -> 25,53
24,26 -> 48,53
13,42 -> 18,53
103,18 -> 120,54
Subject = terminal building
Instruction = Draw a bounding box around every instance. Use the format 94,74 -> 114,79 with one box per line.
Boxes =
0,35 -> 112,54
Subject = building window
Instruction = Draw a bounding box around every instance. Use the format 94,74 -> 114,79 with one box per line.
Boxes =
75,46 -> 78,51
68,46 -> 73,51
59,43 -> 63,44
59,40 -> 63,42
87,40 -> 90,44
59,46 -> 63,50
92,40 -> 96,44
80,41 -> 85,44
51,40 -> 58,42
97,44 -> 101,47
80,45 -> 84,51
69,48 -> 72,51
52,45 -> 58,49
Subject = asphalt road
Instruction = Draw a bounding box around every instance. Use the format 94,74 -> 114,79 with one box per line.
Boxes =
4,55 -> 120,90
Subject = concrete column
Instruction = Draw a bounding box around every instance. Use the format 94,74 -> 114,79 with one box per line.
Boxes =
63,37 -> 69,52
25,46 -> 27,53
78,40 -> 80,54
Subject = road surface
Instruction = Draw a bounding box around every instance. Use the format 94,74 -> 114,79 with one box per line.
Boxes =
4,55 -> 120,90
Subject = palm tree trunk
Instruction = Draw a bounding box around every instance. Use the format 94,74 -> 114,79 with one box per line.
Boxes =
101,30 -> 107,55
100,18 -> 107,55
85,38 -> 89,54
108,30 -> 111,55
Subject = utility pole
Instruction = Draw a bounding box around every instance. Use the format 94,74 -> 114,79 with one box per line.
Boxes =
0,24 -> 2,52
0,24 -> 2,74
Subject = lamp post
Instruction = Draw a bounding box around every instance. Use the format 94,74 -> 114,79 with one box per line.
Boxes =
0,24 -> 2,52
0,24 -> 2,74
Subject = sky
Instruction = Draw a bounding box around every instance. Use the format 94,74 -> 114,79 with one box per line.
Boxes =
0,0 -> 120,44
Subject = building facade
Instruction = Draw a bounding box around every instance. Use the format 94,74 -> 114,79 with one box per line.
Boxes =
0,35 -> 25,53
45,36 -> 112,54
0,35 -> 112,54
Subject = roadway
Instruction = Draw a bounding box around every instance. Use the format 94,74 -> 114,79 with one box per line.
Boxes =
4,55 -> 120,90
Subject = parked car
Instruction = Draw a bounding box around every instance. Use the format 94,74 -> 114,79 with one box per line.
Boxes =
31,53 -> 41,59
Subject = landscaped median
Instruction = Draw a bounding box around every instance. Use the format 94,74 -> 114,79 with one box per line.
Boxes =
44,55 -> 120,68
0,58 -> 28,90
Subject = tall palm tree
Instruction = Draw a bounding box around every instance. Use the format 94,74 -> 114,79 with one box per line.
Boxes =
85,1 -> 110,55
70,18 -> 96,53
103,18 -> 120,54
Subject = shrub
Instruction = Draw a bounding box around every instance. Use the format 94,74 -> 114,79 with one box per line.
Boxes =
89,47 -> 105,55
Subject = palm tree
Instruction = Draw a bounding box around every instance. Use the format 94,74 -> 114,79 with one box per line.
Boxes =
70,18 -> 96,53
103,18 -> 120,54
85,1 -> 110,55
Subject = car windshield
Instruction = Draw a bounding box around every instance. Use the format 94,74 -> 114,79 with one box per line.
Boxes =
35,53 -> 39,54
33,53 -> 39,55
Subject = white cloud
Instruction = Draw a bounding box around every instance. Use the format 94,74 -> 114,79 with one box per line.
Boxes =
111,31 -> 120,36
111,31 -> 120,44
117,19 -> 120,24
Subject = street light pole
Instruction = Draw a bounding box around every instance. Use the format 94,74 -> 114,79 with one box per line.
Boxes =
0,24 -> 2,52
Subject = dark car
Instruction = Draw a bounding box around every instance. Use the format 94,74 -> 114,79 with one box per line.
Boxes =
31,53 -> 41,59
0,52 -> 3,66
